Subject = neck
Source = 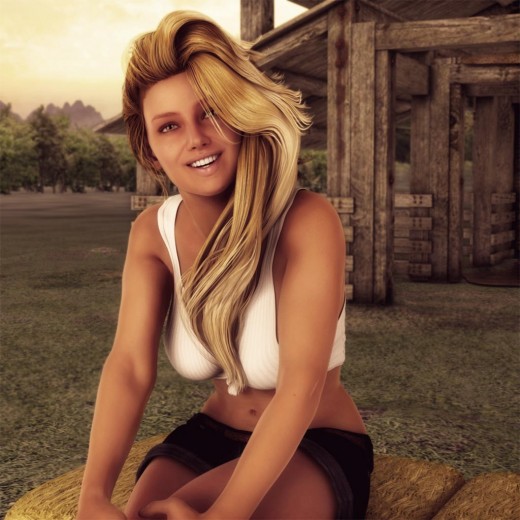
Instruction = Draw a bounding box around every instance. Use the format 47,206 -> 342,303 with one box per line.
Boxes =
179,190 -> 231,239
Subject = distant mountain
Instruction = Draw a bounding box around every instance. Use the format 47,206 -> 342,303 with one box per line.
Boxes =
29,100 -> 105,129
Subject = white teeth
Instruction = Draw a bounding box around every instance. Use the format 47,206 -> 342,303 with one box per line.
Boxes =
190,154 -> 218,168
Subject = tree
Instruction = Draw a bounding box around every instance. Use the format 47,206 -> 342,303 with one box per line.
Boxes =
95,134 -> 123,191
63,128 -> 101,192
111,135 -> 136,191
0,105 -> 38,193
29,106 -> 67,192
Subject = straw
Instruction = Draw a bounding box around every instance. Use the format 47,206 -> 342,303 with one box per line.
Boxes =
433,471 -> 520,520
366,454 -> 465,519
5,434 -> 164,520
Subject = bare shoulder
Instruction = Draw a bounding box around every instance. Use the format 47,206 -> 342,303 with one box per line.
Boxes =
280,190 -> 344,251
127,202 -> 169,263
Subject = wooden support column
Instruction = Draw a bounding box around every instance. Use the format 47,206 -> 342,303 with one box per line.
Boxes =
373,49 -> 395,303
350,21 -> 376,302
327,1 -> 356,299
473,98 -> 495,265
448,84 -> 465,281
410,91 -> 432,269
473,96 -> 515,265
240,0 -> 274,41
136,163 -> 157,195
429,60 -> 451,281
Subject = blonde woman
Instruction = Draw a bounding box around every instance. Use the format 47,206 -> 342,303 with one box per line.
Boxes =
77,11 -> 373,520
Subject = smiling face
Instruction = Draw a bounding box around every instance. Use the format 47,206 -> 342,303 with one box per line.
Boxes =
142,72 -> 241,199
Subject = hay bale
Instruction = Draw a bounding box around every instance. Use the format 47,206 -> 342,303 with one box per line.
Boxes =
5,434 -> 164,520
367,454 -> 465,520
433,472 -> 520,520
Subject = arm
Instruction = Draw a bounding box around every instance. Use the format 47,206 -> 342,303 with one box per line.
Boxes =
208,191 -> 346,519
77,207 -> 172,517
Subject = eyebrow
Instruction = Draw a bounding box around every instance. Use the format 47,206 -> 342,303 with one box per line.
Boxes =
152,112 -> 180,122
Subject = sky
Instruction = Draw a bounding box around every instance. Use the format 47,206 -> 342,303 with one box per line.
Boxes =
0,0 -> 306,120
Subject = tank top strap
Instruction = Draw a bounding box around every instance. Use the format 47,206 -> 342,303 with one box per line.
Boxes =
157,194 -> 183,284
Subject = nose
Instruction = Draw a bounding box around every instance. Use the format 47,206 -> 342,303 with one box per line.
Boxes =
187,122 -> 210,150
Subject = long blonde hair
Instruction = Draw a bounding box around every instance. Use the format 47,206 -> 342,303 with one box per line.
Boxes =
123,11 -> 310,392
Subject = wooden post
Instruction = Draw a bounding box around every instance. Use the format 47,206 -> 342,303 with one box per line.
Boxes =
473,96 -> 515,265
410,90 -> 432,270
429,59 -> 451,280
350,21 -> 376,302
514,104 -> 520,258
136,163 -> 158,195
327,1 -> 355,197
448,83 -> 465,281
327,1 -> 356,299
473,97 -> 495,265
373,49 -> 395,303
240,0 -> 274,41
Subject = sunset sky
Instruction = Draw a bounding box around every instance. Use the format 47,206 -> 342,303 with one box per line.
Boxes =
0,0 -> 306,120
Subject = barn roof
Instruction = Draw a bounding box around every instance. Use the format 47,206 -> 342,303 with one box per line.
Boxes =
253,0 -> 519,147
289,0 -> 518,20
97,0 -> 519,146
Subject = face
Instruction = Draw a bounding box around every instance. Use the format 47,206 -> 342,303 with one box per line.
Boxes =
142,72 -> 241,199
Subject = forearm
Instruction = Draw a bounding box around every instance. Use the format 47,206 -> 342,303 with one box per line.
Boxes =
208,380 -> 324,519
79,352 -> 155,503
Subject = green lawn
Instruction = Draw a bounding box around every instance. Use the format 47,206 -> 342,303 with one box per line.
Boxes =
1,191 -> 519,515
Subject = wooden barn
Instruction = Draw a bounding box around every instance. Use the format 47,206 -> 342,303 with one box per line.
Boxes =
99,0 -> 520,304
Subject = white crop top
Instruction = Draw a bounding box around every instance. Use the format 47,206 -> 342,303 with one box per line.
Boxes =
157,192 -> 346,395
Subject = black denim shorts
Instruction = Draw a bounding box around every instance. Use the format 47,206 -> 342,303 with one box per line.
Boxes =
136,413 -> 373,519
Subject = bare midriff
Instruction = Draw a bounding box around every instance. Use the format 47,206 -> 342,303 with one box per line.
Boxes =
200,367 -> 367,434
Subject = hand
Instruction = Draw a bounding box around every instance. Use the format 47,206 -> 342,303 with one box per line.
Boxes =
140,496 -> 200,520
76,497 -> 126,520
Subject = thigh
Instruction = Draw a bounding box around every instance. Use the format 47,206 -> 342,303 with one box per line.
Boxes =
174,450 -> 336,519
125,457 -> 199,520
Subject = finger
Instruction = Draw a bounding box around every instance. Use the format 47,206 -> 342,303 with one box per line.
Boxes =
139,500 -> 168,520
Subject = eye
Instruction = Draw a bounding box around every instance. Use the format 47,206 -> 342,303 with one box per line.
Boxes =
159,122 -> 178,133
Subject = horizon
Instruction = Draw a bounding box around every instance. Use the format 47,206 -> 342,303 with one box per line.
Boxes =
0,0 -> 306,120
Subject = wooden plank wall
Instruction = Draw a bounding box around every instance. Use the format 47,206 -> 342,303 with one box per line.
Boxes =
328,197 -> 355,300
393,194 -> 433,278
490,192 -> 517,264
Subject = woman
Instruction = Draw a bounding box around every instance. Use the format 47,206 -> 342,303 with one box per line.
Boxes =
77,11 -> 373,520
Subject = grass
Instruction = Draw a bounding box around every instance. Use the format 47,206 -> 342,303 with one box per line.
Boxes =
1,191 -> 519,516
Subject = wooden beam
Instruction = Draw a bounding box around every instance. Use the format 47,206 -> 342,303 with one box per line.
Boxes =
358,0 -> 408,22
253,0 -> 340,51
240,0 -> 274,41
429,60 -> 451,280
464,83 -> 520,97
473,98 -> 495,265
373,48 -> 395,304
450,64 -> 520,85
254,12 -> 328,68
327,2 -> 354,198
376,14 -> 520,52
395,54 -> 429,96
274,69 -> 327,97
327,2 -> 356,293
409,96 -> 432,267
458,53 -> 520,65
350,21 -> 376,301
448,83 -> 464,282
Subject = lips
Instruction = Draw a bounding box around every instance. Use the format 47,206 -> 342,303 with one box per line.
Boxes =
189,154 -> 219,168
